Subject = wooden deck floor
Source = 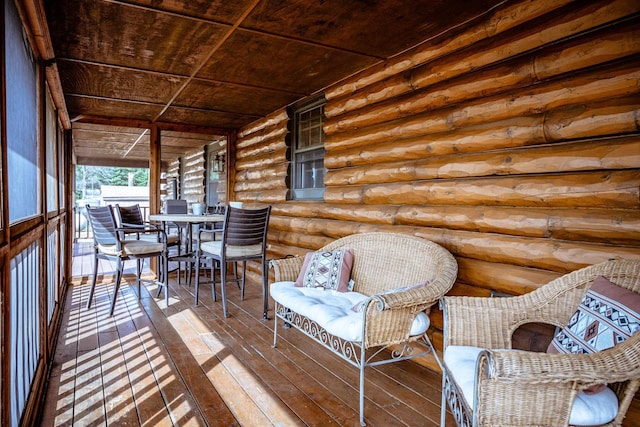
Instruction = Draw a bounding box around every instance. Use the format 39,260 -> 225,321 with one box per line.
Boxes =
41,251 -> 452,426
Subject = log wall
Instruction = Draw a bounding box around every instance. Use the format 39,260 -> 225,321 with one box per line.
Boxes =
165,148 -> 206,205
233,0 -> 640,352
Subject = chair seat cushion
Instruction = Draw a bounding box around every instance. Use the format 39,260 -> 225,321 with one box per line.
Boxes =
443,345 -> 619,426
200,240 -> 263,258
98,240 -> 164,256
270,281 -> 430,342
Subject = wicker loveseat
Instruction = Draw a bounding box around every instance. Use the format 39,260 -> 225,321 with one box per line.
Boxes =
440,259 -> 640,426
269,232 -> 458,426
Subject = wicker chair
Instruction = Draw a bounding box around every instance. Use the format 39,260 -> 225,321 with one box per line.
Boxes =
440,259 -> 640,426
270,232 -> 458,426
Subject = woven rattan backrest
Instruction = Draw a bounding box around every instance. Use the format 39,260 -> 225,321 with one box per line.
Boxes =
114,204 -> 144,226
222,206 -> 271,247
86,205 -> 118,246
319,232 -> 457,296
519,259 -> 640,328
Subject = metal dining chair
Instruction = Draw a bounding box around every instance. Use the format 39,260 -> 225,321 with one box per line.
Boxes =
85,205 -> 169,316
194,205 -> 271,319
114,203 -> 180,246
163,199 -> 194,284
114,203 -> 180,282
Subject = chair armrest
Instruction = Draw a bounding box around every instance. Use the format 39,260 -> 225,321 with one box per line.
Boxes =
484,338 -> 640,385
116,226 -> 167,242
360,284 -> 445,348
467,342 -> 640,426
269,256 -> 304,282
121,221 -> 161,231
196,227 -> 223,244
375,274 -> 455,312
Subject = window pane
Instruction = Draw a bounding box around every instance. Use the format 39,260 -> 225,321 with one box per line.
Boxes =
6,0 -> 39,223
58,126 -> 65,209
46,90 -> 57,213
296,104 -> 324,150
291,96 -> 325,200
295,149 -> 325,190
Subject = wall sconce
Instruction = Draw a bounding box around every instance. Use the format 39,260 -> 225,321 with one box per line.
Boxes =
213,153 -> 225,173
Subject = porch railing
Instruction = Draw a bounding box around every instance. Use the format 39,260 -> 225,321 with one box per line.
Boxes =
73,204 -> 150,241
10,241 -> 41,426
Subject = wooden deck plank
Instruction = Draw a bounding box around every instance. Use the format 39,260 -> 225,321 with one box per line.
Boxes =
72,282 -> 107,426
39,280 -> 80,426
134,283 -> 240,426
98,327 -> 140,426
42,256 -> 459,427
40,244 -> 640,427
186,280 -> 419,426
110,286 -> 173,427
193,296 -> 356,426
187,300 -> 327,426
139,282 -> 268,426
210,279 -> 436,425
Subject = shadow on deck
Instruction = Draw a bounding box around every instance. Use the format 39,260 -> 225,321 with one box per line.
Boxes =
42,241 -> 451,426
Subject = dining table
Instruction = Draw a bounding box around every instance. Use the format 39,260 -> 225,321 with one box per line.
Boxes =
149,212 -> 225,252
149,213 -> 225,285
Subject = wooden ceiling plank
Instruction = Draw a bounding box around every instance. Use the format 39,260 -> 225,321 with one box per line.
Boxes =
152,0 -> 264,122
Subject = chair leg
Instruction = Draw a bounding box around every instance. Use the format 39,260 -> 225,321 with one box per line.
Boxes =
136,258 -> 142,299
163,252 -> 169,308
240,261 -> 247,300
211,259 -> 217,302
234,262 -> 240,289
110,258 -> 124,316
272,304 -> 279,348
359,344 -> 367,426
157,255 -> 163,282
194,252 -> 201,305
86,252 -> 99,309
261,257 -> 269,321
441,372 -> 447,427
221,260 -> 229,317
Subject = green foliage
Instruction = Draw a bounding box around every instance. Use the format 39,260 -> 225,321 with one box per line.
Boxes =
75,165 -> 149,199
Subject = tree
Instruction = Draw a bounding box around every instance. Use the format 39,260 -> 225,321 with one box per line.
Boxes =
75,165 -> 149,199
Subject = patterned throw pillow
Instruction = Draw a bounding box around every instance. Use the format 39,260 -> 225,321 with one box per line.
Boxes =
547,276 -> 640,355
294,249 -> 354,292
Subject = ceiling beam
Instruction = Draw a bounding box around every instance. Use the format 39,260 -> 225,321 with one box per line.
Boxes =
75,155 -> 167,169
72,114 -> 233,137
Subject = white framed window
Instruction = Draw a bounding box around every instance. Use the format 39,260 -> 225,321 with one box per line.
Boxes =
290,96 -> 326,200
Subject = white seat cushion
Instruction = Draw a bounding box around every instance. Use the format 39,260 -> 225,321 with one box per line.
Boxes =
200,240 -> 263,258
443,345 -> 619,426
98,240 -> 164,257
270,281 -> 430,342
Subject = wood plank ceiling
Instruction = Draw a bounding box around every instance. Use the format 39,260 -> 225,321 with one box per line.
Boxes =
44,0 -> 505,167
